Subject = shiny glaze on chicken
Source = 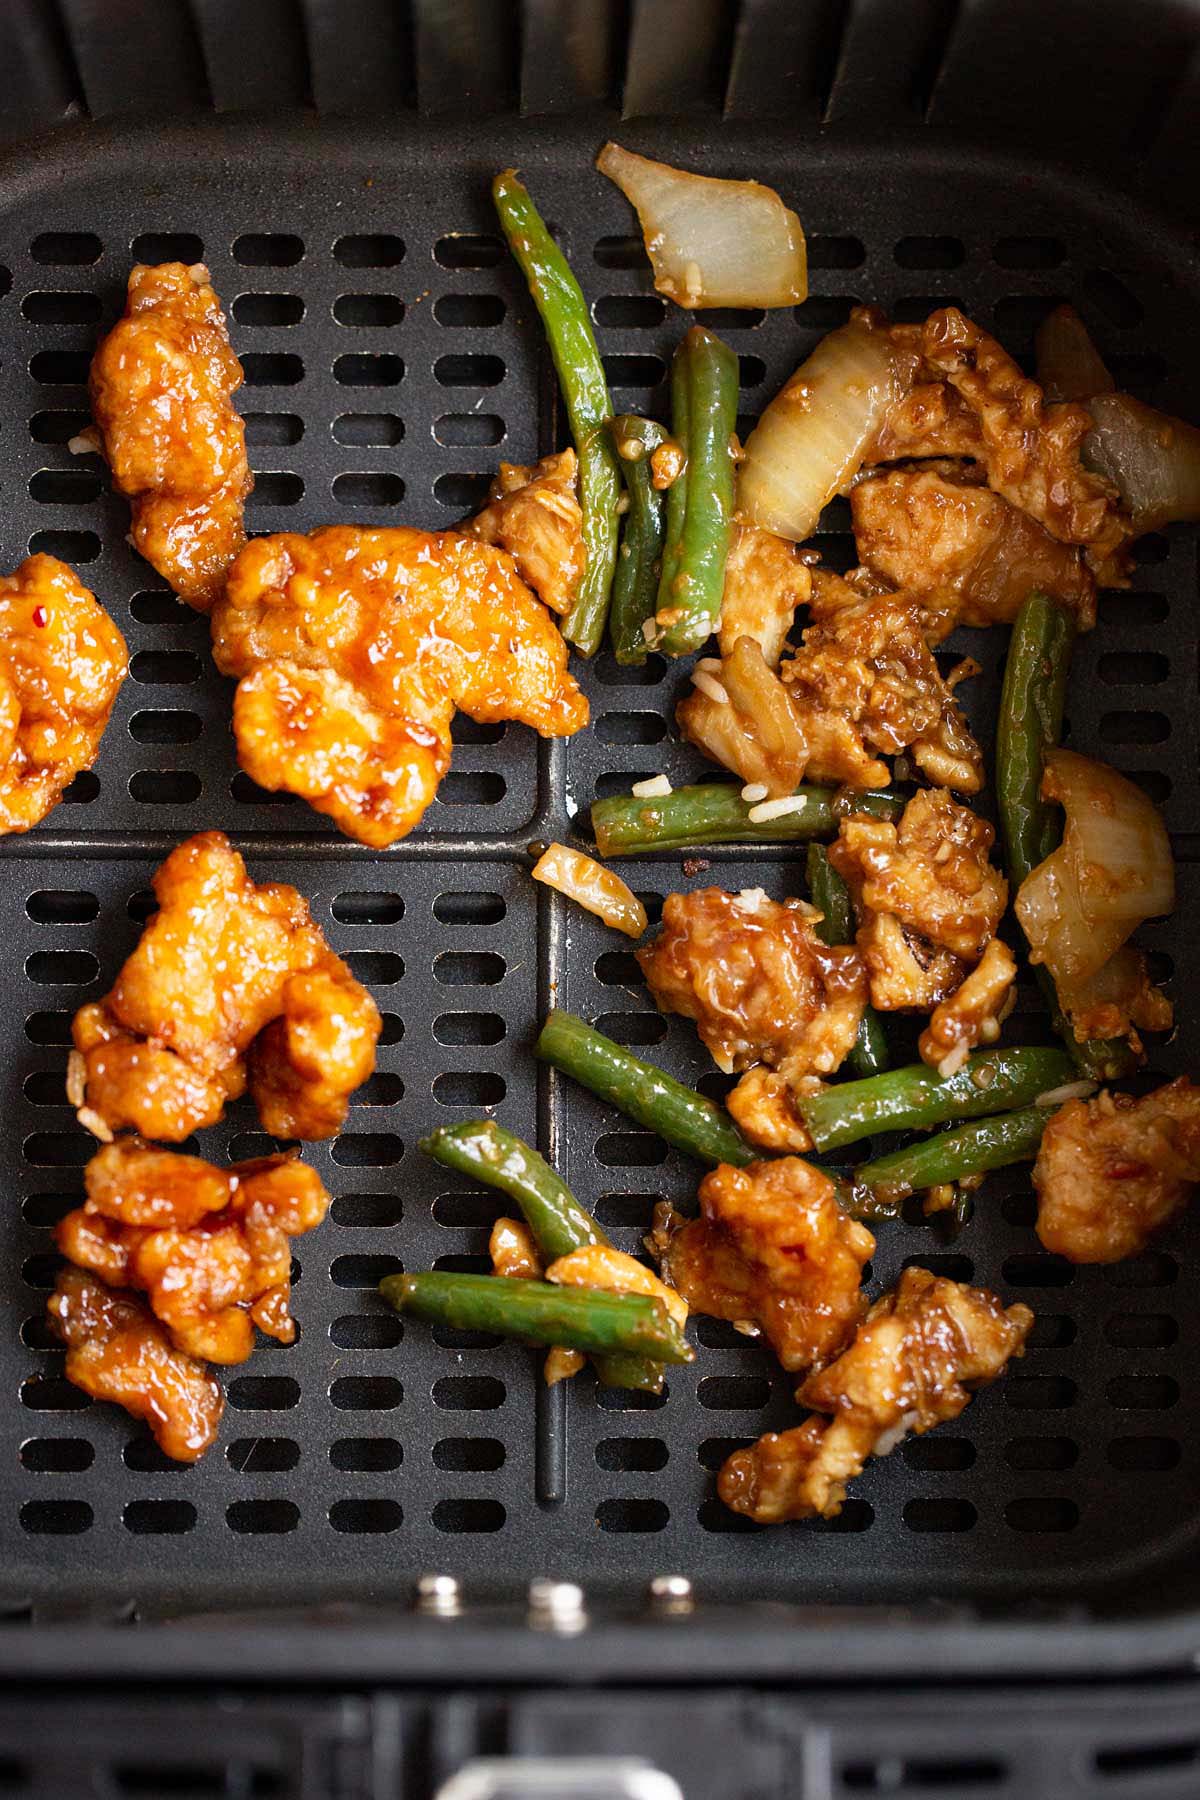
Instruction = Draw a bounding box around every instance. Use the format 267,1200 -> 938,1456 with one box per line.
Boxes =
210,525 -> 588,845
0,554 -> 127,832
72,831 -> 380,1141
90,262 -> 251,610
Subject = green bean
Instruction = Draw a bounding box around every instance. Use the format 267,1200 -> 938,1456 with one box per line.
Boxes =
853,1106 -> 1049,1205
493,169 -> 621,656
420,1119 -> 657,1391
655,348 -> 690,623
380,1273 -> 694,1364
420,1121 -> 600,1262
795,1046 -> 1074,1153
536,1009 -> 754,1168
607,415 -> 668,664
805,844 -> 889,1079
997,590 -> 1135,1081
655,327 -> 739,657
590,782 -> 905,859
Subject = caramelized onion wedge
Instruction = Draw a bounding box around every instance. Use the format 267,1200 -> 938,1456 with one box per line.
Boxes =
532,842 -> 648,939
738,316 -> 902,542
1015,749 -> 1174,1002
596,142 -> 807,310
1034,304 -> 1115,403
1084,392 -> 1200,534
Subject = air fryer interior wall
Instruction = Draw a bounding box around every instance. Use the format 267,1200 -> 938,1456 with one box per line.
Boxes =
0,0 -> 1197,1667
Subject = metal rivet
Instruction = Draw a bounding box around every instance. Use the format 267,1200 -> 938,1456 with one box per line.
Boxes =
647,1575 -> 693,1615
414,1573 -> 461,1617
527,1578 -> 587,1633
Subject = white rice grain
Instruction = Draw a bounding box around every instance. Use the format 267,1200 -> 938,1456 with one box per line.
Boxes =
1035,1080 -> 1098,1108
937,1043 -> 970,1080
67,428 -> 100,456
77,1106 -> 113,1144
746,795 -> 805,824
631,774 -> 672,799
66,1051 -> 86,1109
740,782 -> 768,803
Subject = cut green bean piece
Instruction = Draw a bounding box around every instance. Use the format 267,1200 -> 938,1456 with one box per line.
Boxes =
381,1272 -> 694,1364
493,169 -> 621,657
656,327 -> 739,658
420,1119 -> 659,1391
655,348 -> 691,627
590,782 -> 904,858
806,844 -> 889,1079
796,1046 -> 1074,1153
997,590 -> 1135,1081
536,1008 -> 754,1168
608,414 -> 669,665
421,1120 -> 600,1262
854,1106 -> 1050,1205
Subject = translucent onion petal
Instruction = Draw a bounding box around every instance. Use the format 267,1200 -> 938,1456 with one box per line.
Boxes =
737,317 -> 902,542
597,142 -> 807,310
1034,304 -> 1114,403
1015,749 -> 1174,996
531,843 -> 648,939
1084,392 -> 1200,532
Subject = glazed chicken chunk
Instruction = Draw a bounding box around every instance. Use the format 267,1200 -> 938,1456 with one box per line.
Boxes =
1034,1079 -> 1200,1264
679,591 -> 982,797
719,1267 -> 1033,1522
90,261 -> 251,611
0,553 -> 127,833
851,463 -> 1097,641
209,525 -> 588,846
637,888 -> 868,1153
918,938 -> 1018,1074
56,1139 -> 330,1364
831,788 -> 1007,1013
48,1266 -> 224,1463
661,1157 -> 873,1373
71,831 -> 381,1141
469,449 -> 584,616
888,306 -> 1127,570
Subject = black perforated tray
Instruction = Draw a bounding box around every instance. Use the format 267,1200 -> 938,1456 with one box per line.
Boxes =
1,12 -> 1199,1695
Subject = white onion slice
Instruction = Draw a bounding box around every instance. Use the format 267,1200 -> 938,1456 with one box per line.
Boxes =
737,317 -> 902,541
531,842 -> 647,939
1084,392 -> 1200,533
596,142 -> 807,310
1015,749 -> 1174,998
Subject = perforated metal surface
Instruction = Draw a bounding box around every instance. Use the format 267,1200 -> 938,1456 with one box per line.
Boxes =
1,112 -> 1198,1620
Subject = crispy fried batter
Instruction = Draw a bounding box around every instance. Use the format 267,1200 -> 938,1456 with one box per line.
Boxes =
48,1266 -> 224,1462
851,464 -> 1096,640
726,1066 -> 817,1154
490,1216 -> 544,1280
915,307 -> 1126,562
1034,1079 -> 1200,1264
718,1267 -> 1032,1521
210,526 -> 588,845
1064,947 -> 1173,1052
783,592 -> 983,791
90,262 -> 251,610
0,554 -> 128,833
469,449 -> 584,616
662,1157 -> 873,1373
637,887 -> 866,1079
918,938 -> 1018,1072
831,789 -> 1006,1011
867,380 -> 985,463
71,831 -> 380,1141
680,589 -> 983,795
717,523 -> 813,667
56,1139 -> 330,1363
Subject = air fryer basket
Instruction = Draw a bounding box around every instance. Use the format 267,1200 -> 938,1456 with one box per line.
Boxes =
1,0 -> 1199,1687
